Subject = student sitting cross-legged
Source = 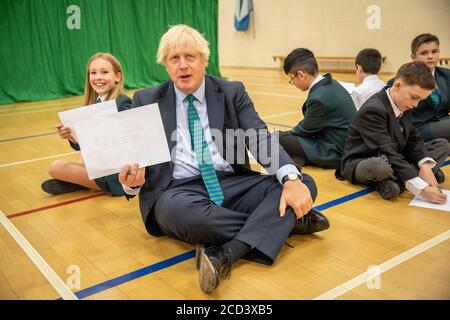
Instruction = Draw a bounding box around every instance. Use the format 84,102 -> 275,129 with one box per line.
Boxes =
337,61 -> 450,203
387,33 -> 450,143
277,48 -> 356,169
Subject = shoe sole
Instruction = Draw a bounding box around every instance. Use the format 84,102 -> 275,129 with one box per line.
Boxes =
195,244 -> 205,270
199,252 -> 219,293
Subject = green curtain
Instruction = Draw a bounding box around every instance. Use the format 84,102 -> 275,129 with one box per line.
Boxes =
0,0 -> 221,105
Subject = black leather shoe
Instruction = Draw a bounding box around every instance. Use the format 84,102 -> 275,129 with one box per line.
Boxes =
291,209 -> 330,235
199,246 -> 231,293
375,179 -> 401,200
41,179 -> 88,195
435,169 -> 445,184
195,243 -> 205,270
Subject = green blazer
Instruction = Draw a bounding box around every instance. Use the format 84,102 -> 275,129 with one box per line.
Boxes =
387,66 -> 450,128
290,73 -> 356,168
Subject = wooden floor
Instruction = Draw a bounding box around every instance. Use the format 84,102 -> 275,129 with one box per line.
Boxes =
0,67 -> 449,300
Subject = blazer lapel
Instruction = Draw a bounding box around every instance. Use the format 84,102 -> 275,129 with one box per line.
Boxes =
436,69 -> 449,109
380,90 -> 405,146
156,84 -> 177,158
205,76 -> 225,132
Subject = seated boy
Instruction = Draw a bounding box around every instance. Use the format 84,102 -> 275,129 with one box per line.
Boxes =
387,33 -> 450,142
337,61 -> 449,203
351,48 -> 386,110
278,48 -> 356,168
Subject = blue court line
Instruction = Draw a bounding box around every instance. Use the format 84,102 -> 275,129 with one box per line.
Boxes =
314,187 -> 375,211
66,186 -> 374,300
60,159 -> 450,300
0,131 -> 56,143
72,250 -> 196,299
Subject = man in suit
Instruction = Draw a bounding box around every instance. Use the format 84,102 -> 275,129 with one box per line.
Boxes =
387,34 -> 450,142
118,25 -> 329,293
278,48 -> 356,168
338,61 -> 449,203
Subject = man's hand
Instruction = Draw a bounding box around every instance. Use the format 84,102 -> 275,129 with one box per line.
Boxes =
279,180 -> 313,220
419,163 -> 438,187
420,185 -> 447,204
119,163 -> 146,188
55,123 -> 77,144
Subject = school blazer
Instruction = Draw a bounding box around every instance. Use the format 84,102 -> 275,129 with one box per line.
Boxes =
337,89 -> 428,184
387,66 -> 450,128
290,73 -> 356,168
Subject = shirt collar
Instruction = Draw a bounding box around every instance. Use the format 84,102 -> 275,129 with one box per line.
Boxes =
174,77 -> 206,105
362,74 -> 381,83
309,74 -> 324,90
386,88 -> 403,118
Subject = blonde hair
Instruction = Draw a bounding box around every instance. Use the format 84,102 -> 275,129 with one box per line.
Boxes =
156,24 -> 210,66
83,53 -> 125,105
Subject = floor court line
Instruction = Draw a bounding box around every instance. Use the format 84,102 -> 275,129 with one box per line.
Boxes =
248,90 -> 300,99
7,192 -> 106,219
66,185 -> 376,299
66,159 -> 450,299
5,161 -> 449,298
313,229 -> 450,300
0,210 -> 78,300
71,250 -> 196,299
0,111 -> 296,145
0,151 -> 78,168
0,131 -> 56,143
266,122 -> 294,129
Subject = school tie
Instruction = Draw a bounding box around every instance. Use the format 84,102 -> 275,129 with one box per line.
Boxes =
430,88 -> 441,110
187,95 -> 224,206
397,115 -> 404,133
96,97 -> 101,103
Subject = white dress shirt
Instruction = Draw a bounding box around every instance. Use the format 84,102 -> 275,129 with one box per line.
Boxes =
309,74 -> 324,90
351,75 -> 386,110
386,88 -> 436,195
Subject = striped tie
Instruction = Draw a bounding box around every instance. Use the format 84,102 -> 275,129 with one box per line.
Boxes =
430,88 -> 441,109
187,95 -> 224,206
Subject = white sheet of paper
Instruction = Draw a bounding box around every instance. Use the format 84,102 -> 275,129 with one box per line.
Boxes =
338,81 -> 356,94
58,100 -> 118,140
74,103 -> 171,179
409,189 -> 450,212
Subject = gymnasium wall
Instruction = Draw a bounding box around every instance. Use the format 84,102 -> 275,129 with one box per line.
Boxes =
218,0 -> 450,72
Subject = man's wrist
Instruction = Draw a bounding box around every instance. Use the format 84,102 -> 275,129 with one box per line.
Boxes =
282,172 -> 302,185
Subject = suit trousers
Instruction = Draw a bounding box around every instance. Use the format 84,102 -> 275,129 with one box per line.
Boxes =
153,172 -> 317,265
278,131 -> 309,167
354,138 -> 450,185
418,116 -> 450,144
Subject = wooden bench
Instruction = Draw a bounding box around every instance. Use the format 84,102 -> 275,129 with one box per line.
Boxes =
273,55 -> 387,73
439,57 -> 449,66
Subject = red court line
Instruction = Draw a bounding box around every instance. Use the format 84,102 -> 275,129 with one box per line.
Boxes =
7,192 -> 107,219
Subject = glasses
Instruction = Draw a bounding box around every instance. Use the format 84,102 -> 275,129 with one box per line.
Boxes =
288,74 -> 298,85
